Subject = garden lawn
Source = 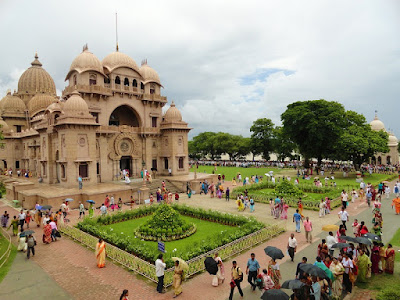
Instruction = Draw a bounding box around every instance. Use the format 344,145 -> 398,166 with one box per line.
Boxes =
390,228 -> 400,262
0,231 -> 17,283
189,165 -> 282,181
102,215 -> 240,259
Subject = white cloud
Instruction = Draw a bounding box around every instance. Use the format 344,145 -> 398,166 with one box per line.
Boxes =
0,0 -> 399,138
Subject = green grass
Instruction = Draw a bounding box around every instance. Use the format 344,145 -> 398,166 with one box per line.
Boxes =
102,215 -> 240,259
0,231 -> 17,283
389,228 -> 400,262
189,165 -> 282,181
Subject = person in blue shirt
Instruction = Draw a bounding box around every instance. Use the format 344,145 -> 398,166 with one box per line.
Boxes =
293,209 -> 302,233
246,253 -> 260,291
310,275 -> 321,300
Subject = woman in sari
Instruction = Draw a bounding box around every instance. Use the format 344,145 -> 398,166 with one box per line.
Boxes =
372,222 -> 382,238
173,260 -> 183,298
371,243 -> 381,274
232,177 -> 237,186
297,199 -> 304,217
267,259 -> 281,289
43,220 -> 52,244
259,269 -> 274,291
95,238 -> 106,268
385,244 -> 395,274
8,216 -> 19,236
88,203 -> 94,218
236,199 -> 244,212
1,211 -> 9,228
356,249 -> 371,283
213,252 -> 224,286
317,240 -> 329,261
17,229 -> 27,252
329,257 -> 344,300
280,202 -> 289,219
35,210 -> 42,227
314,256 -> 334,281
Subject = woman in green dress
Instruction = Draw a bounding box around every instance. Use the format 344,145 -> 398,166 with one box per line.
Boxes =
89,203 -> 94,218
8,216 -> 19,236
356,248 -> 371,282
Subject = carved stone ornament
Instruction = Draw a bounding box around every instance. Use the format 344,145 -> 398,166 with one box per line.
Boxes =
114,133 -> 139,157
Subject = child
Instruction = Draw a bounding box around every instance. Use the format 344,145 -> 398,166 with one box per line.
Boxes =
250,197 -> 255,212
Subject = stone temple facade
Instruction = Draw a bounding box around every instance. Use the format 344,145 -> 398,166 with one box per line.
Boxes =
0,46 -> 191,187
370,114 -> 399,165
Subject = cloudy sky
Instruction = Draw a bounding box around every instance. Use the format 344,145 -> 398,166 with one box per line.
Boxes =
0,0 -> 399,138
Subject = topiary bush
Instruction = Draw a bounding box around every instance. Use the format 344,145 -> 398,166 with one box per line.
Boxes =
274,180 -> 303,197
135,204 -> 196,241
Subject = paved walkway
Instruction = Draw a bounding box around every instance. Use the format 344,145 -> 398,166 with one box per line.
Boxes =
0,182 -> 399,300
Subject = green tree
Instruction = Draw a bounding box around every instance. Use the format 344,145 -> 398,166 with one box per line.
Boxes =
191,132 -> 219,159
281,99 -> 347,166
273,126 -> 296,161
331,111 -> 389,169
250,118 -> 275,159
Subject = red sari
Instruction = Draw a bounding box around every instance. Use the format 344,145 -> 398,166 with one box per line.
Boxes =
43,224 -> 52,244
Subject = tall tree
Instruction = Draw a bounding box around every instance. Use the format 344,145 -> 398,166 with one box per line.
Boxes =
250,118 -> 275,159
191,132 -> 219,159
273,126 -> 296,161
281,99 -> 347,166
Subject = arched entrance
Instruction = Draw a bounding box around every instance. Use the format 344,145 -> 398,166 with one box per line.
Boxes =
377,156 -> 382,165
386,156 -> 391,165
109,105 -> 140,127
120,156 -> 132,176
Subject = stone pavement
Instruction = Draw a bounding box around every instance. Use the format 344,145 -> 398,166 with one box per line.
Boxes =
0,181 -> 398,300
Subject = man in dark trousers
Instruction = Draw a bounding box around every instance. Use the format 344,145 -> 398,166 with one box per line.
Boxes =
246,253 -> 260,291
229,261 -> 243,300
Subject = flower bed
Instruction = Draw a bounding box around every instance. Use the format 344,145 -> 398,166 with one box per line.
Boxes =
76,204 -> 266,267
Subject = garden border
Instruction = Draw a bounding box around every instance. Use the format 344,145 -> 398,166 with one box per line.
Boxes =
59,223 -> 284,287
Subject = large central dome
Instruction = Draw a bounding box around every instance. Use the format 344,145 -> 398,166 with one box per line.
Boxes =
18,53 -> 56,96
102,51 -> 139,73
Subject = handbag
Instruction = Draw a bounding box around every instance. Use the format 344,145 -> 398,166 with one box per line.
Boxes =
230,280 -> 236,288
55,231 -> 61,238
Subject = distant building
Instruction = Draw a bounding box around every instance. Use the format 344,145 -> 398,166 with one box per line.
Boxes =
370,114 -> 399,165
0,46 -> 191,186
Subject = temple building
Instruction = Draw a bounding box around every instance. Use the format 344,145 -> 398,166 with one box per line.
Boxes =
0,46 -> 191,187
370,114 -> 399,165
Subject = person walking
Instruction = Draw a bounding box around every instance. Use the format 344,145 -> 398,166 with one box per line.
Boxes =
26,234 -> 36,259
293,209 -> 302,233
25,211 -> 32,228
287,233 -> 297,262
119,290 -> 129,300
1,211 -> 9,228
95,238 -> 106,268
246,253 -> 260,291
326,231 -> 337,256
78,175 -> 83,189
226,187 -> 230,201
319,199 -> 326,218
78,202 -> 85,219
229,261 -> 243,300
18,209 -> 26,231
100,204 -> 107,216
172,260 -> 183,298
341,190 -> 348,208
155,254 -> 166,293
303,216 -> 313,243
338,206 -> 349,230
8,216 -> 19,236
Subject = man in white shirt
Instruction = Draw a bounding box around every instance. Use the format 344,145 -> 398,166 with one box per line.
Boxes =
100,204 -> 107,216
338,207 -> 349,230
326,231 -> 337,256
155,254 -> 166,293
18,210 -> 26,230
287,233 -> 297,262
60,202 -> 67,218
78,202 -> 85,219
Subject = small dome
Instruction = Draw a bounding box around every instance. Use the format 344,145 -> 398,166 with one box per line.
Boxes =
0,91 -> 26,113
46,101 -> 62,113
370,115 -> 385,131
63,91 -> 88,113
0,117 -> 10,132
388,133 -> 398,147
18,53 -> 56,95
66,45 -> 104,80
102,51 -> 139,73
140,60 -> 161,85
28,94 -> 57,117
163,101 -> 182,122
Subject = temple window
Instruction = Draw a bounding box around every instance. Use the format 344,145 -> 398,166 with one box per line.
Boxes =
132,79 -> 137,87
61,164 -> 66,179
178,157 -> 184,169
79,163 -> 89,178
152,117 -> 157,128
124,78 -> 129,86
140,82 -> 144,90
104,77 -> 110,84
89,74 -> 97,85
115,76 -> 121,85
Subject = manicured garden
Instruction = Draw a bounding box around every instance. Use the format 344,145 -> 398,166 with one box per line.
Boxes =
77,204 -> 268,268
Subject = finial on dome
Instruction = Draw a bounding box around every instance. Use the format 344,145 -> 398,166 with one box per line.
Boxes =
82,43 -> 89,52
6,89 -> 11,95
141,59 -> 148,66
374,110 -> 378,120
116,43 -> 119,52
31,52 -> 42,67
170,100 -> 175,107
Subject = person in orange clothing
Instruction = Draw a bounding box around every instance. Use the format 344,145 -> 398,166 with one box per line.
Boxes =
391,197 -> 400,215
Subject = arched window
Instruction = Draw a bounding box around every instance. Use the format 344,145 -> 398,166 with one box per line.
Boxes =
377,156 -> 382,165
387,156 -> 391,165
124,78 -> 129,86
115,76 -> 121,85
61,164 -> 66,179
140,82 -> 144,90
132,79 -> 137,87
178,157 -> 184,169
150,83 -> 155,94
89,74 -> 97,85
104,77 -> 110,84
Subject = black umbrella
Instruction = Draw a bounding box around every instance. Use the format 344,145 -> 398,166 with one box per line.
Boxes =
341,236 -> 358,243
281,279 -> 305,290
41,205 -> 52,210
204,257 -> 218,275
363,233 -> 381,242
20,230 -> 35,237
261,289 -> 289,300
299,264 -> 328,279
264,246 -> 285,260
355,237 -> 372,245
331,243 -> 350,249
